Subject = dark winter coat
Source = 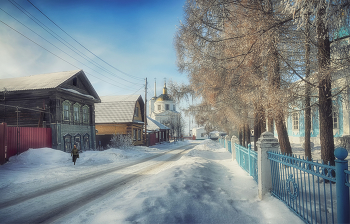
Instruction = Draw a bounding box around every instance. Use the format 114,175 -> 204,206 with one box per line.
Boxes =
71,147 -> 79,156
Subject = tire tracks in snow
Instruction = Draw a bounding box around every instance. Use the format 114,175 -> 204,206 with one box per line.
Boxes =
0,143 -> 197,224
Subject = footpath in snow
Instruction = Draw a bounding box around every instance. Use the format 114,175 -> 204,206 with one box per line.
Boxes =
0,140 -> 304,224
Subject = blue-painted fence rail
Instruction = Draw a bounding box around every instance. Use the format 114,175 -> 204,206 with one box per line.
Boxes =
235,143 -> 258,183
218,135 -> 350,224
219,139 -> 257,183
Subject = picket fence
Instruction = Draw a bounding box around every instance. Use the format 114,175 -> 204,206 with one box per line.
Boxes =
219,132 -> 350,224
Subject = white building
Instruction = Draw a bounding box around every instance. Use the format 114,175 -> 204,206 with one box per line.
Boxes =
148,81 -> 180,137
192,127 -> 207,140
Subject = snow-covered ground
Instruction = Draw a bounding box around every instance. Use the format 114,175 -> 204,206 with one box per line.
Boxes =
0,140 -> 305,224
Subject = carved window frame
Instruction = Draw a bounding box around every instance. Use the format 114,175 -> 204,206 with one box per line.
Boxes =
82,105 -> 89,124
62,100 -> 71,121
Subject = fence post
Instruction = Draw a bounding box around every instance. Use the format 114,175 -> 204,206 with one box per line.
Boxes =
334,147 -> 349,224
257,131 -> 279,200
231,135 -> 238,161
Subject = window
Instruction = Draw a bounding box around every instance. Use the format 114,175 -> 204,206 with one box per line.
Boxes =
73,103 -> 81,123
166,104 -> 169,110
156,132 -> 158,138
292,112 -> 299,131
83,134 -> 90,150
74,134 -> 81,150
83,105 -> 89,124
73,77 -> 77,86
138,129 -> 141,140
62,100 -> 71,121
333,111 -> 339,129
158,105 -> 161,111
201,133 -> 204,137
133,129 -> 137,141
173,105 -> 176,111
134,107 -> 139,117
64,134 -> 72,152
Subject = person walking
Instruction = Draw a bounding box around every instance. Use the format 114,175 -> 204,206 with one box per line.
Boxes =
71,145 -> 79,165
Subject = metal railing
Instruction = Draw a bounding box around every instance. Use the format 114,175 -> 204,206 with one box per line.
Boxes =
235,143 -> 258,183
268,151 -> 337,224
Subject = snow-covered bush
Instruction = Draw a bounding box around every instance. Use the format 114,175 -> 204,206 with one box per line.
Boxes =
109,133 -> 134,149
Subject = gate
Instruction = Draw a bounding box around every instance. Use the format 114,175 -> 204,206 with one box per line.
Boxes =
4,125 -> 52,161
235,143 -> 258,183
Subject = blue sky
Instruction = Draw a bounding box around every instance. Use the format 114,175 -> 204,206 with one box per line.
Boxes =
0,0 -> 188,99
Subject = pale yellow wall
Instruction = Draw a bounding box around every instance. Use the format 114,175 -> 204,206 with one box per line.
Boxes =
96,124 -> 128,135
96,123 -> 144,146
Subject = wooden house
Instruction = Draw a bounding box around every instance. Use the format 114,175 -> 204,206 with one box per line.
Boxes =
95,95 -> 145,148
0,70 -> 100,151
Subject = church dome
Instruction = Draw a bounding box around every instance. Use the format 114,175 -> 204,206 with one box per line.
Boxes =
156,83 -> 173,101
156,94 -> 172,101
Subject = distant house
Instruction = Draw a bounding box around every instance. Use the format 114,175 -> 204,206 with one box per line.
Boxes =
147,116 -> 170,145
95,95 -> 145,148
0,70 -> 101,151
192,127 -> 207,140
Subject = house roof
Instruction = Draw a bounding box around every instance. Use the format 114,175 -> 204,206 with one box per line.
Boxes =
0,70 -> 81,92
95,95 -> 144,124
0,69 -> 100,102
147,116 -> 170,131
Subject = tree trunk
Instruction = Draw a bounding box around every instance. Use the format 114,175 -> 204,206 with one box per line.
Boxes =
254,104 -> 265,151
239,126 -> 243,146
245,123 -> 250,147
269,41 -> 292,155
267,115 -> 274,134
317,5 -> 335,165
275,113 -> 292,155
242,124 -> 246,147
304,12 -> 312,161
254,108 -> 260,151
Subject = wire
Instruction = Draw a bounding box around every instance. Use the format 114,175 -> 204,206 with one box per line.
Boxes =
0,103 -> 51,114
0,19 -> 140,91
8,0 -> 144,86
0,6 -> 141,90
26,0 -> 144,81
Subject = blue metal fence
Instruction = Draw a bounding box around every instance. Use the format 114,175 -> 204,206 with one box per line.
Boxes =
267,150 -> 349,224
227,141 -> 232,153
235,143 -> 258,183
219,136 -> 350,224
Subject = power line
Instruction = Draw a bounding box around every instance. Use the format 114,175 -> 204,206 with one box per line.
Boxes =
0,19 -> 140,91
8,0 -> 143,86
0,6 -> 142,90
26,0 -> 144,81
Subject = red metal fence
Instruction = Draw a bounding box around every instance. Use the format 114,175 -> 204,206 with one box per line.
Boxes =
0,123 -> 7,165
0,123 -> 52,164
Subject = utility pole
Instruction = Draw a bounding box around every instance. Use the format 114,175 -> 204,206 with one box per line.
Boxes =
15,106 -> 20,155
144,78 -> 148,146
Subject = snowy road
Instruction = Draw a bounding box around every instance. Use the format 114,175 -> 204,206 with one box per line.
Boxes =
0,143 -> 198,223
0,140 -> 304,224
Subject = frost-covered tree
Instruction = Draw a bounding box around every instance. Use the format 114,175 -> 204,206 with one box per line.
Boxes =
110,133 -> 133,149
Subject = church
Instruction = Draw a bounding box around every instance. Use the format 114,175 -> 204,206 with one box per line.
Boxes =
148,80 -> 180,136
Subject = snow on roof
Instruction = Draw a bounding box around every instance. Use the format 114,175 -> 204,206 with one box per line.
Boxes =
100,95 -> 141,102
147,116 -> 170,131
60,88 -> 96,100
0,70 -> 81,92
95,95 -> 143,124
